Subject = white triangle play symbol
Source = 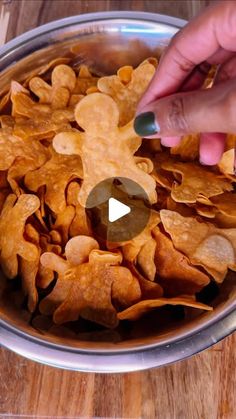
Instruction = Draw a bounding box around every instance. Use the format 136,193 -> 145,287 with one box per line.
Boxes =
108,197 -> 131,223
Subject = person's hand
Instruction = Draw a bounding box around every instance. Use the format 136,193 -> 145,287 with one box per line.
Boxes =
134,0 -> 236,165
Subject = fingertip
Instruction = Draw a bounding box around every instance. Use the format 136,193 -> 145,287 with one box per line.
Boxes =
161,136 -> 181,147
199,133 -> 225,165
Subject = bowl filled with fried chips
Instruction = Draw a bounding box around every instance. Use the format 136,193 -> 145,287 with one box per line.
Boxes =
0,12 -> 235,372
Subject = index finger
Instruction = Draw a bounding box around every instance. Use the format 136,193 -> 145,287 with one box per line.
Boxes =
138,0 -> 236,110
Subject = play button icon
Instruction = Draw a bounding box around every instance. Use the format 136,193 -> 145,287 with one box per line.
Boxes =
85,177 -> 151,243
108,198 -> 131,222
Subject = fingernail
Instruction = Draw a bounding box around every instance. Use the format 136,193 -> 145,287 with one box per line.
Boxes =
134,112 -> 159,137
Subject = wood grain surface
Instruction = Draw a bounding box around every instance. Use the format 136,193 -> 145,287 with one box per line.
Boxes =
0,1 -> 235,418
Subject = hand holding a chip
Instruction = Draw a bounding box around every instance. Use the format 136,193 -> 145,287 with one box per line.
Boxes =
135,1 -> 236,167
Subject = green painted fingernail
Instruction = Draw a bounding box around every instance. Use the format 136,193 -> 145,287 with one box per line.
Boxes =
134,112 -> 159,137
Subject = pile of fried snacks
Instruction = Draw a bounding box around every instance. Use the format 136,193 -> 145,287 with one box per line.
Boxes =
0,56 -> 235,329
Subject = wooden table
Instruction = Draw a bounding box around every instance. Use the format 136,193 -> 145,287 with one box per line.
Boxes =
0,1 -> 235,418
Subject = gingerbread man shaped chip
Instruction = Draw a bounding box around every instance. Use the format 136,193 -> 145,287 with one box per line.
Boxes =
53,92 -> 157,207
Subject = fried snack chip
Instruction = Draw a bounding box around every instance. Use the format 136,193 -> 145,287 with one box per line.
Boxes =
0,194 -> 40,278
202,192 -> 236,227
65,235 -> 99,265
171,134 -> 199,161
218,149 -> 235,178
53,249 -> 138,327
160,210 -> 236,282
20,224 -> 40,312
166,196 -> 196,217
128,263 -> 163,299
41,242 -> 140,323
1,58 -> 236,332
66,180 -> 80,205
225,134 -> 236,151
119,210 -> 160,262
52,205 -> 75,245
195,204 -> 216,219
111,266 -> 141,307
39,235 -> 99,311
25,150 -> 83,213
53,93 -> 157,206
11,81 -> 75,123
39,253 -> 71,314
66,181 -> 92,236
0,91 -> 10,113
0,129 -> 48,172
70,37 -> 154,75
11,82 -> 73,138
153,228 -> 210,296
214,213 -> 236,228
117,296 -> 212,321
0,188 -> 11,213
53,259 -> 119,328
134,156 -> 154,173
137,237 -> 157,281
29,65 -> 76,109
73,65 -> 98,95
210,192 -> 236,217
117,65 -> 133,84
162,161 -> 232,203
151,152 -> 175,190
97,59 -> 156,125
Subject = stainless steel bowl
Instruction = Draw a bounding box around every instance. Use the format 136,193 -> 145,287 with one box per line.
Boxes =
0,12 -> 235,373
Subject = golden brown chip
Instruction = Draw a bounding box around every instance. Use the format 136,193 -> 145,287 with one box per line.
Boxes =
49,230 -> 62,245
39,236 -> 98,305
134,156 -> 154,173
52,205 -> 75,245
218,149 -> 235,179
128,263 -> 163,299
23,57 -> 71,86
66,181 -> 92,236
0,129 -> 48,172
160,209 -> 236,282
153,227 -> 210,296
116,210 -> 160,262
40,248 -> 126,327
97,59 -> 156,125
53,261 -> 118,328
195,204 -> 216,218
0,188 -> 11,213
162,161 -> 232,203
20,224 -> 40,312
1,57 -> 235,331
25,150 -> 83,214
166,196 -> 196,217
29,65 -> 76,109
0,91 -> 10,113
151,152 -> 175,190
0,194 -> 40,278
117,296 -> 212,321
137,237 -> 157,281
210,192 -> 236,216
214,212 -> 236,228
39,252 -> 71,313
65,235 -> 99,265
53,93 -> 157,206
111,266 -> 141,308
73,64 -> 98,95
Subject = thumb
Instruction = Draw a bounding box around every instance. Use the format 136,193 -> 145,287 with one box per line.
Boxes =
134,78 -> 236,138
